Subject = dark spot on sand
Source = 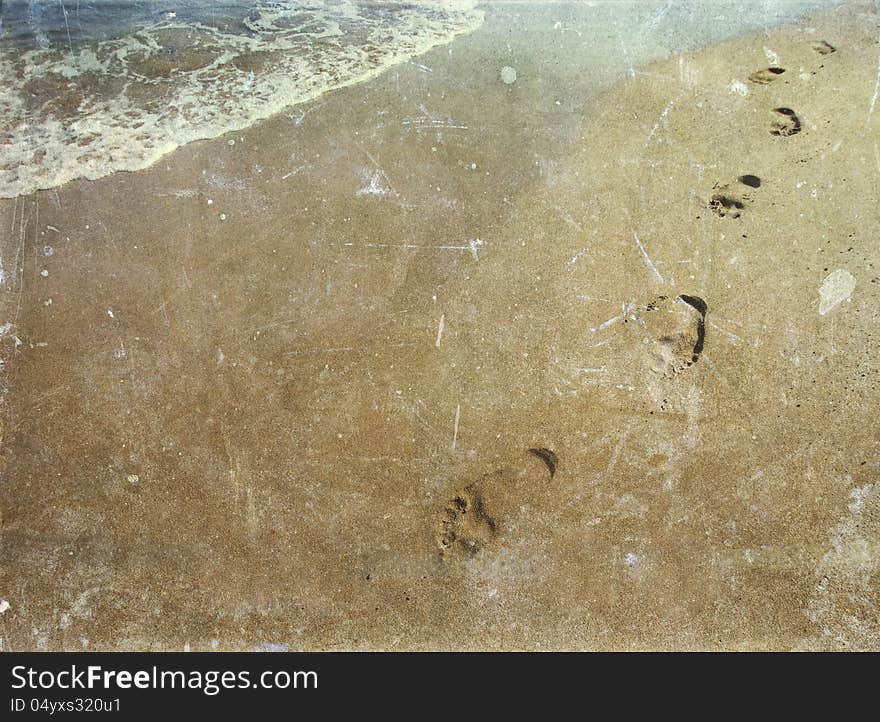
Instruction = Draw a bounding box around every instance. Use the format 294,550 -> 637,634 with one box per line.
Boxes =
738,174 -> 761,188
528,447 -> 559,478
812,40 -> 836,55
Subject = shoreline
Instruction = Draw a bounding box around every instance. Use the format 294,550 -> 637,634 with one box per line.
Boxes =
0,0 -> 846,201
0,1 -> 486,200
0,0 -> 878,651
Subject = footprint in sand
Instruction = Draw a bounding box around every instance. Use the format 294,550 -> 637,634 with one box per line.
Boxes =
642,294 -> 707,376
709,174 -> 762,218
770,107 -> 801,136
437,484 -> 497,558
748,67 -> 785,84
709,189 -> 746,218
436,448 -> 559,559
811,40 -> 836,55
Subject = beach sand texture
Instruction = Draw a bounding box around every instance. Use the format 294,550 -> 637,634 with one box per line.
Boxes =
0,0 -> 879,650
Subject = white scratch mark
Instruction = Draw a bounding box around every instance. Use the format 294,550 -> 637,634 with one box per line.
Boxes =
708,320 -> 742,344
632,232 -> 664,284
285,342 -> 415,357
289,102 -> 324,128
401,117 -> 468,131
340,239 -> 484,257
356,169 -> 392,197
451,404 -> 461,451
577,293 -> 618,304
644,3 -> 671,32
867,53 -> 880,129
593,301 -> 635,333
281,165 -> 309,180
646,98 -> 676,141
356,142 -> 399,198
435,314 -> 445,349
597,313 -> 624,332
568,248 -> 589,265
605,425 -> 630,476
548,202 -> 583,232
617,27 -> 636,79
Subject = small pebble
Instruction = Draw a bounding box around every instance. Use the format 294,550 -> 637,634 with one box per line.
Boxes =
40,269 -> 48,277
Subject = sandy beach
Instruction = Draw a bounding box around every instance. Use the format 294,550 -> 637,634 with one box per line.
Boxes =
1,0 -> 879,650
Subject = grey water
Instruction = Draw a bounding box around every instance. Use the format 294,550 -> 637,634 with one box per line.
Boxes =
0,0 -> 848,200
0,1 -> 249,48
0,1 -> 849,52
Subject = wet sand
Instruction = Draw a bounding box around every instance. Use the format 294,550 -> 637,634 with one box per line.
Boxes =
1,1 -> 879,650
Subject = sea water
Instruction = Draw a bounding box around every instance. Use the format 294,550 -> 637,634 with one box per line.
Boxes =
0,0 -> 484,198
0,1 -> 844,200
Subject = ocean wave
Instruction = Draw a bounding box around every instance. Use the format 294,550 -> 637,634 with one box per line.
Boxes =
0,1 -> 484,199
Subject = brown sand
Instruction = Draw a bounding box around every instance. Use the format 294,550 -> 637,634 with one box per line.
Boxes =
1,1 -> 879,651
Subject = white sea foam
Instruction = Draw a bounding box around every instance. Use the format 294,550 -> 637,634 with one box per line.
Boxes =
0,1 -> 484,198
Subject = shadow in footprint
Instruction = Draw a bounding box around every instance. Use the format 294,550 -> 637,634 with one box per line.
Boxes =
749,67 -> 785,84
770,107 -> 801,136
528,447 -> 559,479
677,295 -> 707,363
811,40 -> 836,55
